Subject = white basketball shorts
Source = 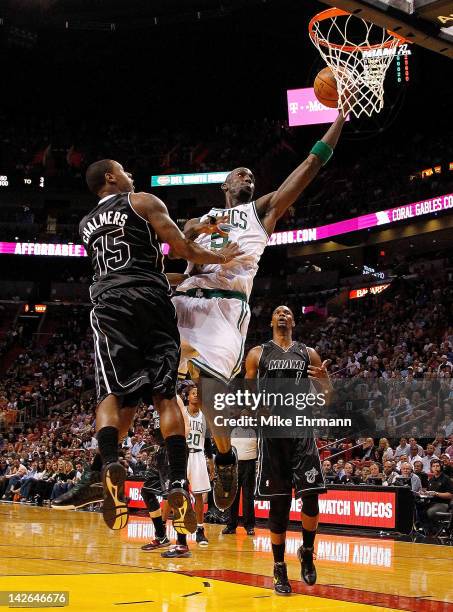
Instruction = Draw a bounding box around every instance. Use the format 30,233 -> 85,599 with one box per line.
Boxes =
187,451 -> 211,494
172,294 -> 250,383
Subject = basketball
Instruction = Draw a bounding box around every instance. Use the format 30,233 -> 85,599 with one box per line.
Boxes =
314,67 -> 339,108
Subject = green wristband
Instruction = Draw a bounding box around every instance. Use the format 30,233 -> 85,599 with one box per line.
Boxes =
310,140 -> 333,166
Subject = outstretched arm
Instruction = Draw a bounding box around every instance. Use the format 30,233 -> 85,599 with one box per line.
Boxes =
255,113 -> 347,235
129,192 -> 241,265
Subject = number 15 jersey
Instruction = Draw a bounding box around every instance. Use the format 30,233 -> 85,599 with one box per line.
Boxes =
79,192 -> 170,301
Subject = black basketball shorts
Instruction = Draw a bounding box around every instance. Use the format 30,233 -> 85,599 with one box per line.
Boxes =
255,435 -> 326,499
90,286 -> 180,405
142,447 -> 170,499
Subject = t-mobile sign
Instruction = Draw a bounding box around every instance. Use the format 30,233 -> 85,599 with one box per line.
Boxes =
287,88 -> 346,126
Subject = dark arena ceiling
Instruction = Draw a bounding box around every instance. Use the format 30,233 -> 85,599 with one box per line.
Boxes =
2,0 -> 274,29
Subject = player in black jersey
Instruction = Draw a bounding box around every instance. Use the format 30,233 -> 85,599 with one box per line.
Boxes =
245,305 -> 332,594
51,159 -> 241,532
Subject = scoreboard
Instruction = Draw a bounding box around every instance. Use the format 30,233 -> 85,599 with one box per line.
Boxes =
0,173 -> 45,189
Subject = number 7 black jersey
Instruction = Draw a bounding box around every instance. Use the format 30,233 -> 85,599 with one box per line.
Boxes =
80,192 -> 170,301
258,340 -> 310,383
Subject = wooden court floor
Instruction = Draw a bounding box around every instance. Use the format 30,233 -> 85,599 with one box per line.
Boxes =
1,505 -> 453,611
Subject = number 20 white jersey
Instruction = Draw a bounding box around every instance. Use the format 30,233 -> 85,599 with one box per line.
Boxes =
186,408 -> 206,451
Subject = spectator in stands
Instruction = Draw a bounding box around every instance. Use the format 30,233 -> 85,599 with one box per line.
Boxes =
121,432 -> 133,450
438,454 -> 453,477
335,462 -> 361,485
408,446 -> 424,467
376,438 -> 394,464
394,462 -> 422,492
2,464 -> 28,500
432,435 -> 447,457
445,436 -> 453,460
421,444 -> 439,473
132,451 -> 148,476
18,459 -> 45,501
364,462 -> 383,484
439,408 -> 453,437
396,454 -> 409,472
131,434 -> 145,458
50,460 -> 77,500
382,460 -> 398,486
333,459 -> 346,479
394,437 -> 410,459
408,437 -> 425,457
413,461 -> 430,488
322,459 -> 335,478
0,457 -> 12,497
355,438 -> 378,461
417,459 -> 453,533
360,466 -> 371,482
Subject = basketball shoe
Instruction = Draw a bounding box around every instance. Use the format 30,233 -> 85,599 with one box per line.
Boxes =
102,462 -> 128,530
161,544 -> 191,558
213,447 -> 238,510
51,470 -> 103,510
297,545 -> 317,585
167,480 -> 197,535
141,536 -> 171,551
195,526 -> 208,546
273,562 -> 292,595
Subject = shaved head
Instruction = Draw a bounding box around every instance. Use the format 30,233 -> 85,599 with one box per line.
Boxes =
224,167 -> 255,185
85,159 -> 134,197
85,159 -> 114,195
221,167 -> 255,206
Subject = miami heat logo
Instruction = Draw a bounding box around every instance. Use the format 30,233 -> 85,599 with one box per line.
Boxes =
305,467 -> 319,484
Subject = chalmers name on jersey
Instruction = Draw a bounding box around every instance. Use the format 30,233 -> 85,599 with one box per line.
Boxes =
176,202 -> 268,301
79,192 -> 169,301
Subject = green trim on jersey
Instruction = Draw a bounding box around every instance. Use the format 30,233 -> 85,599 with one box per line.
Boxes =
252,200 -> 270,238
189,357 -> 230,384
174,288 -> 247,302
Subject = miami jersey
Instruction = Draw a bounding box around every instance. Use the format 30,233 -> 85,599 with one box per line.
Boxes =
177,201 -> 268,300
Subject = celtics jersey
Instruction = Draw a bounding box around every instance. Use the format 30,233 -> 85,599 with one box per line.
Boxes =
186,408 -> 206,451
177,201 -> 269,300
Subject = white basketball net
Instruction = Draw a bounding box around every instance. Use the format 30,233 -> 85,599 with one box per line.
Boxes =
310,11 -> 403,118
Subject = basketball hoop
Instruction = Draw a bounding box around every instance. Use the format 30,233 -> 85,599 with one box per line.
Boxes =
309,8 -> 408,118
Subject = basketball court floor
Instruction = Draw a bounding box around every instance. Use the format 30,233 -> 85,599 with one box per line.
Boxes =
1,505 -> 452,611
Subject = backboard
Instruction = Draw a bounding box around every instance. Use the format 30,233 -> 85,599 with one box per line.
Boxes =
317,0 -> 453,58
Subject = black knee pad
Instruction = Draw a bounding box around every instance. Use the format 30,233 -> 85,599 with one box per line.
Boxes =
269,496 -> 292,534
141,486 -> 160,512
302,494 -> 319,517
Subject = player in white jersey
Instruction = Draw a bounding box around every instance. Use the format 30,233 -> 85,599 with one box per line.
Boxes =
162,384 -> 213,557
172,112 -> 347,510
185,385 -> 212,546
